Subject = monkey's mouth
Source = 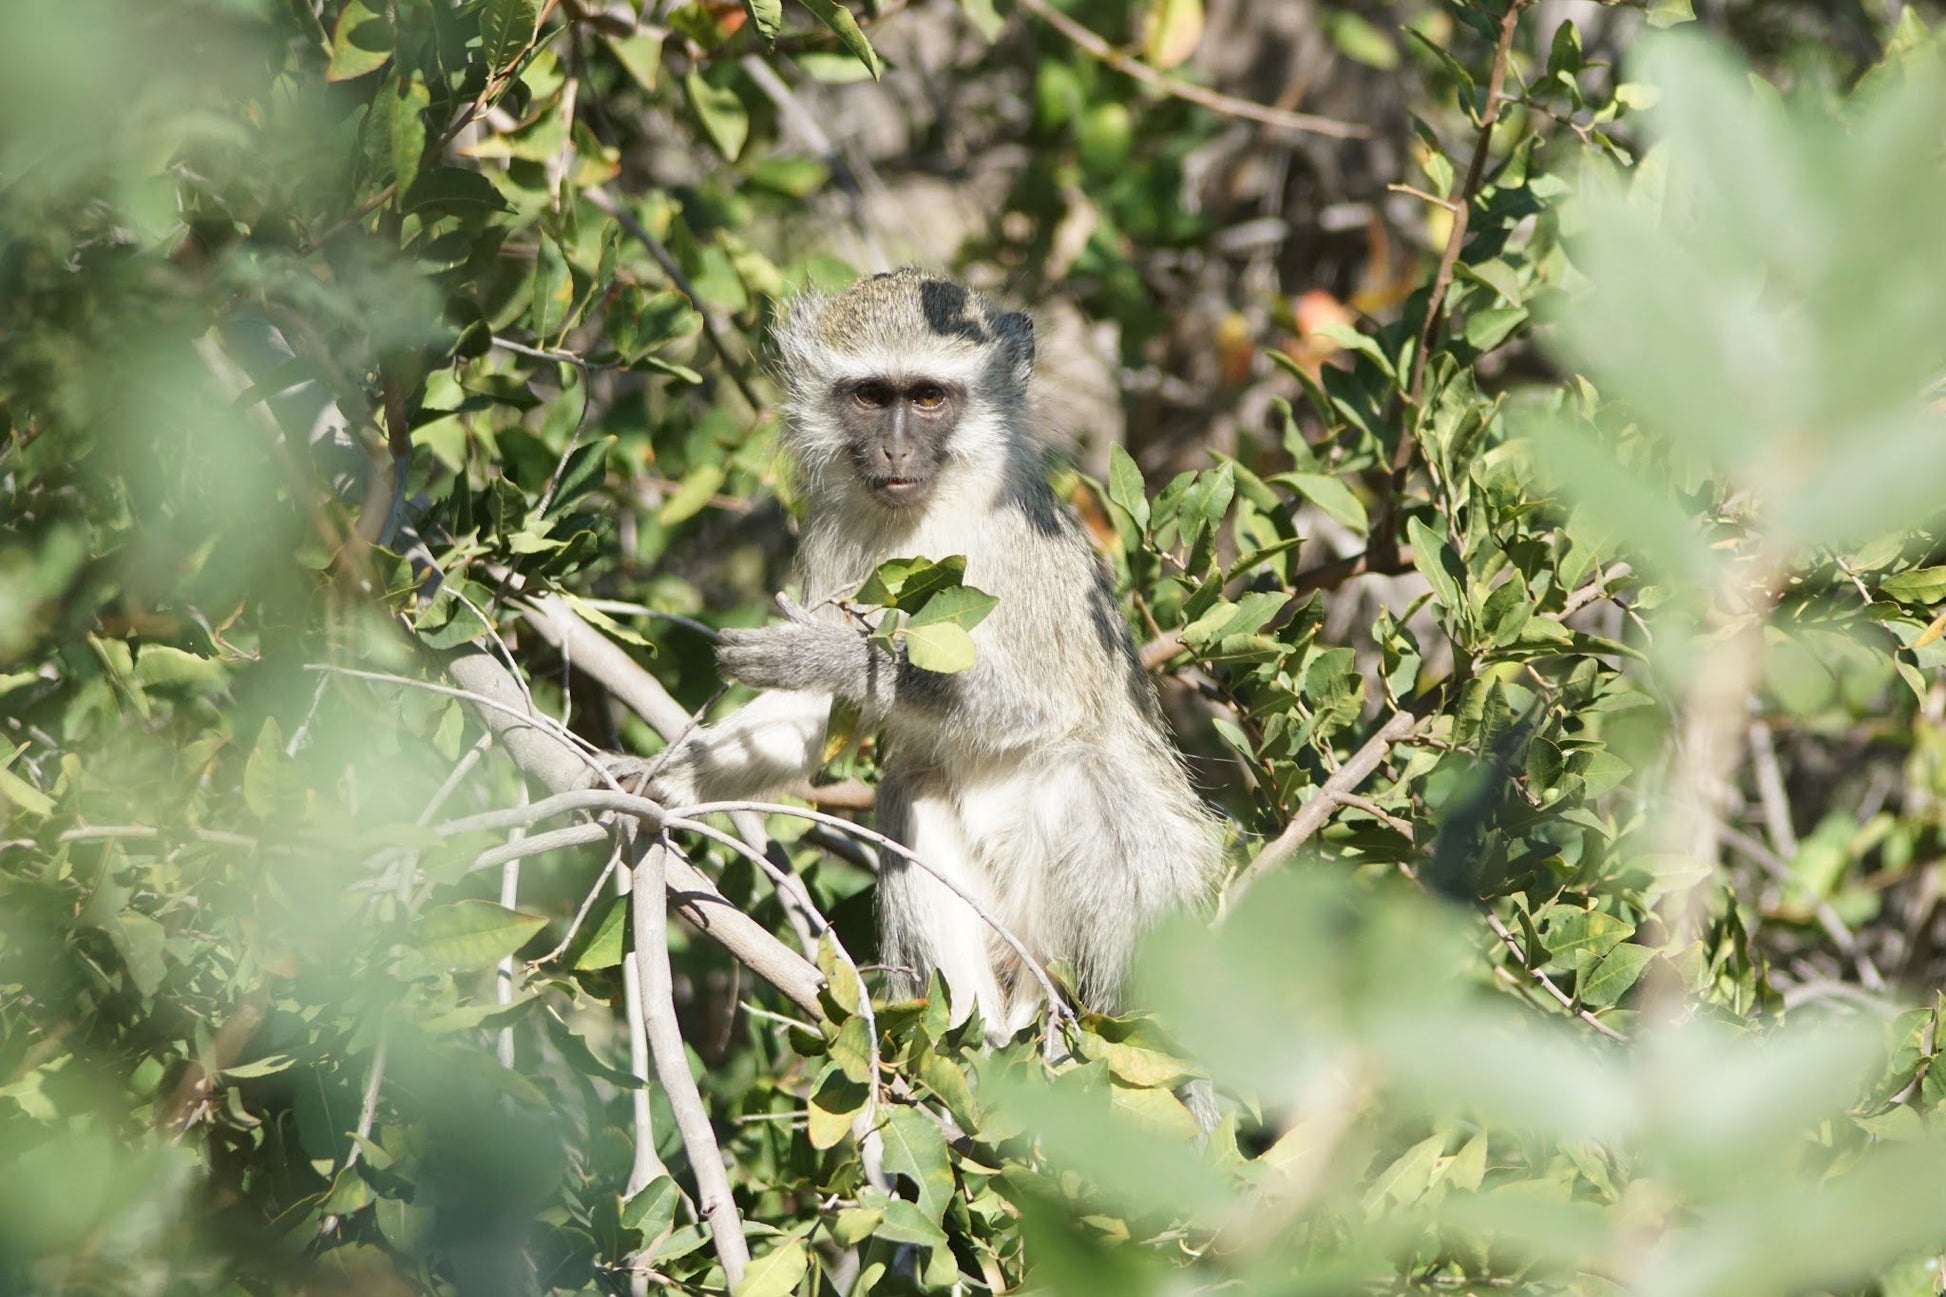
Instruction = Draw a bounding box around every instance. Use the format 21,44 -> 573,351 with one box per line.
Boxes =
869,476 -> 932,504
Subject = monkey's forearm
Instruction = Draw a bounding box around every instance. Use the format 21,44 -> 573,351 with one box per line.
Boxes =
719,620 -> 1077,747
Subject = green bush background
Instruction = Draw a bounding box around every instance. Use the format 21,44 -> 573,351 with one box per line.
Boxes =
4,0 -> 1946,1293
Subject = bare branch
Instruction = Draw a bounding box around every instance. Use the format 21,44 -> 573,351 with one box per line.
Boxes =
617,839 -> 672,1208
1223,711 -> 1421,915
446,648 -> 825,1015
633,835 -> 751,1287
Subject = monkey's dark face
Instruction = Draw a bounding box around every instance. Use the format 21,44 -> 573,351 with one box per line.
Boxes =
832,377 -> 962,508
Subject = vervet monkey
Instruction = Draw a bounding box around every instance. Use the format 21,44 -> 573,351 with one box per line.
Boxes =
647,270 -> 1219,1039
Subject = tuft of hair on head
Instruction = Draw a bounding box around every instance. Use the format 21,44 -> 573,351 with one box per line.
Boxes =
774,269 -> 1035,408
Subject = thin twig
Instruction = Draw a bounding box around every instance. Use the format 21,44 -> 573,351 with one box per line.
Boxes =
1746,719 -> 1799,859
1223,711 -> 1422,915
584,187 -> 766,414
661,814 -> 888,1189
1721,823 -> 1883,991
1402,0 -> 1530,419
1482,910 -> 1627,1041
1373,0 -> 1530,556
1014,0 -> 1366,140
493,335 -> 619,371
531,850 -> 622,966
471,822 -> 609,872
1558,561 -> 1634,619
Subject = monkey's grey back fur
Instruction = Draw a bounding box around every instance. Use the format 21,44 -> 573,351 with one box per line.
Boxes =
656,270 -> 1220,1038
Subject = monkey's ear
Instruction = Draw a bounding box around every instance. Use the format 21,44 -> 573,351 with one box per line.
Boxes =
994,311 -> 1035,387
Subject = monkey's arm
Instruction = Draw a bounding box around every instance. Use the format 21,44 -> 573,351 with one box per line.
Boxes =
719,597 -> 1075,750
640,689 -> 830,807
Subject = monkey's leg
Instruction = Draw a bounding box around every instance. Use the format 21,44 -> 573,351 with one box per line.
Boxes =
876,778 -> 1009,1035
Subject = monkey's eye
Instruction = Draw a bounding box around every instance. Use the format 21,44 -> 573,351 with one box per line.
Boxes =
854,381 -> 893,409
910,383 -> 947,410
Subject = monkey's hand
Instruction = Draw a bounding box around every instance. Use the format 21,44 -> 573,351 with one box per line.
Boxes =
718,595 -> 896,708
588,750 -> 700,809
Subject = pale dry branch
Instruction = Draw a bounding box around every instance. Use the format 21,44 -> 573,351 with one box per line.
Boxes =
617,839 -> 672,1206
633,835 -> 751,1286
446,649 -> 825,1015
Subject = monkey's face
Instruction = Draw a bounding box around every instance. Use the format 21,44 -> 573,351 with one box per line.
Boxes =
831,376 -> 963,509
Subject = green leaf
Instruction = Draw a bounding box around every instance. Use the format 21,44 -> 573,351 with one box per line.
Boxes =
1881,566 -> 1946,604
545,437 -> 613,516
1578,942 -> 1656,1007
529,233 -> 574,343
621,1176 -> 680,1237
327,0 -> 391,81
734,1236 -> 808,1297
365,75 -> 430,192
743,0 -> 783,39
1407,517 -> 1464,615
0,759 -> 53,817
900,620 -> 977,674
955,0 -> 1005,40
1106,445 -> 1151,532
797,0 -> 881,79
684,67 -> 749,161
656,463 -> 726,527
1645,0 -> 1695,27
401,166 -> 513,216
1464,304 -> 1527,351
1364,1133 -> 1444,1209
872,1196 -> 949,1248
1541,908 -> 1633,972
906,584 -> 999,633
1283,471 -> 1368,533
242,717 -> 293,819
878,1107 -> 953,1223
569,896 -> 626,970
807,1065 -> 868,1150
605,31 -> 664,91
221,1054 -> 297,1080
1324,10 -> 1398,70
856,555 -> 968,609
417,900 -> 548,969
479,0 -> 540,74
828,1015 -> 874,1084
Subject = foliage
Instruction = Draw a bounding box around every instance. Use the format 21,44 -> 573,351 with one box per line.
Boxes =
3,0 -> 1946,1295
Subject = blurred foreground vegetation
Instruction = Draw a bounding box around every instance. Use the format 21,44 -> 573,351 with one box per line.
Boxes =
5,0 -> 1946,1293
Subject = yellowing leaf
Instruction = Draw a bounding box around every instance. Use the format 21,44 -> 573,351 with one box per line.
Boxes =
1142,0 -> 1203,69
734,1236 -> 808,1297
327,0 -> 391,81
900,621 -> 977,674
